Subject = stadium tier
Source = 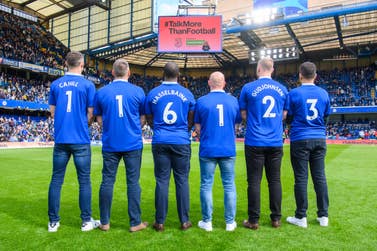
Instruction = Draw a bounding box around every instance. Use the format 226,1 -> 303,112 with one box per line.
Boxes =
0,2 -> 377,144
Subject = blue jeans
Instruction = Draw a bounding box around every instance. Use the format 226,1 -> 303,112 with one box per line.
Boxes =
152,144 -> 191,224
290,139 -> 329,218
199,157 -> 236,224
99,149 -> 142,227
48,144 -> 92,223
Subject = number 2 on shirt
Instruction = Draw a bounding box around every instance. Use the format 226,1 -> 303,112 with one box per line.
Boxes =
262,95 -> 276,118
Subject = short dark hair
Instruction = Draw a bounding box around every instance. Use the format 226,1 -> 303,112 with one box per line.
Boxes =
299,62 -> 316,79
65,51 -> 83,69
163,62 -> 179,80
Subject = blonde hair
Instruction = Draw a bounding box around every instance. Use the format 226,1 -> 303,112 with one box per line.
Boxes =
257,57 -> 274,72
113,59 -> 129,78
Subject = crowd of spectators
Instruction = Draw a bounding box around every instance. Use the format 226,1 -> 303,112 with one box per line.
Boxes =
1,67 -> 377,107
0,72 -> 51,103
0,10 -> 68,68
1,114 -> 376,142
327,119 -> 377,140
0,115 -> 53,142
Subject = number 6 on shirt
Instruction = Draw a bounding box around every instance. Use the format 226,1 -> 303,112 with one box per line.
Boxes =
163,102 -> 177,124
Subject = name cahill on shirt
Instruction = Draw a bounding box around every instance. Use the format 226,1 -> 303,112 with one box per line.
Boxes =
252,84 -> 284,97
59,81 -> 78,88
152,89 -> 188,104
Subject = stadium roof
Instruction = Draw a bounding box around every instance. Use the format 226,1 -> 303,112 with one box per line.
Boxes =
6,0 -> 109,21
86,1 -> 377,68
6,0 -> 377,68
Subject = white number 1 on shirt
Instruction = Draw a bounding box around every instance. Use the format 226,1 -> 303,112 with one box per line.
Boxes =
216,104 -> 224,127
65,90 -> 72,112
116,95 -> 124,117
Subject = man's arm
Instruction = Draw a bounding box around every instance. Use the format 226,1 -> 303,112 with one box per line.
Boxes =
140,115 -> 146,127
241,110 -> 247,122
283,110 -> 288,121
146,114 -> 154,129
87,107 -> 94,125
96,115 -> 103,128
49,105 -> 55,119
187,110 -> 195,132
194,123 -> 201,138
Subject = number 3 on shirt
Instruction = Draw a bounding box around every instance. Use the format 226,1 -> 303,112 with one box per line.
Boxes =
306,99 -> 318,120
163,102 -> 177,124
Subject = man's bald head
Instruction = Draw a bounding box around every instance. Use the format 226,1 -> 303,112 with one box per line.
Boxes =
163,62 -> 180,81
208,71 -> 225,90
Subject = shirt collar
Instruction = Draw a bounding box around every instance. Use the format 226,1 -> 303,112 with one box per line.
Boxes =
112,79 -> 129,83
259,76 -> 271,79
162,81 -> 178,85
65,72 -> 83,77
210,90 -> 225,93
302,83 -> 315,86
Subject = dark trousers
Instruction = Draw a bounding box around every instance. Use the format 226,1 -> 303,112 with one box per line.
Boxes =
290,139 -> 329,218
245,145 -> 283,223
152,144 -> 191,224
99,149 -> 142,227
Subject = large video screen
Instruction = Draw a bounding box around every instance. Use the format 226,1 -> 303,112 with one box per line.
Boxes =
158,15 -> 222,53
254,0 -> 307,16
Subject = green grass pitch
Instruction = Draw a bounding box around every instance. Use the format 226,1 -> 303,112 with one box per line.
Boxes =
0,143 -> 376,250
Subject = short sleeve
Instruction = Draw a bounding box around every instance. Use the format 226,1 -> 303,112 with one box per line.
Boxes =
139,88 -> 146,115
144,94 -> 152,115
188,92 -> 196,111
239,86 -> 247,110
48,84 -> 56,106
93,91 -> 102,116
87,82 -> 96,107
194,102 -> 200,124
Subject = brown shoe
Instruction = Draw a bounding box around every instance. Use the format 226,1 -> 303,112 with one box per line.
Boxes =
130,222 -> 148,232
99,223 -> 110,231
271,220 -> 281,228
152,222 -> 164,232
243,220 -> 259,230
181,221 -> 192,230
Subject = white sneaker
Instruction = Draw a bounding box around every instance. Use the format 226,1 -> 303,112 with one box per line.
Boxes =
316,217 -> 329,227
48,222 -> 60,232
81,218 -> 100,232
286,216 -> 307,228
198,220 -> 213,231
226,221 -> 237,231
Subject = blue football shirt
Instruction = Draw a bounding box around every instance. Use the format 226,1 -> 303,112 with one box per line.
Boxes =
49,73 -> 95,144
286,83 -> 330,141
94,80 -> 145,152
239,77 -> 288,147
195,91 -> 241,157
145,82 -> 195,144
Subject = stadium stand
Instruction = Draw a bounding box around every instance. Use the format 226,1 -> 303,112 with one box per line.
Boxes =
0,10 -> 69,68
0,3 -> 377,144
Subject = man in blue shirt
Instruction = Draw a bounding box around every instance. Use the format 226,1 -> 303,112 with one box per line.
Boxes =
48,51 -> 98,232
239,57 -> 288,230
286,62 -> 330,228
145,62 -> 195,231
195,71 -> 241,232
94,59 -> 147,232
